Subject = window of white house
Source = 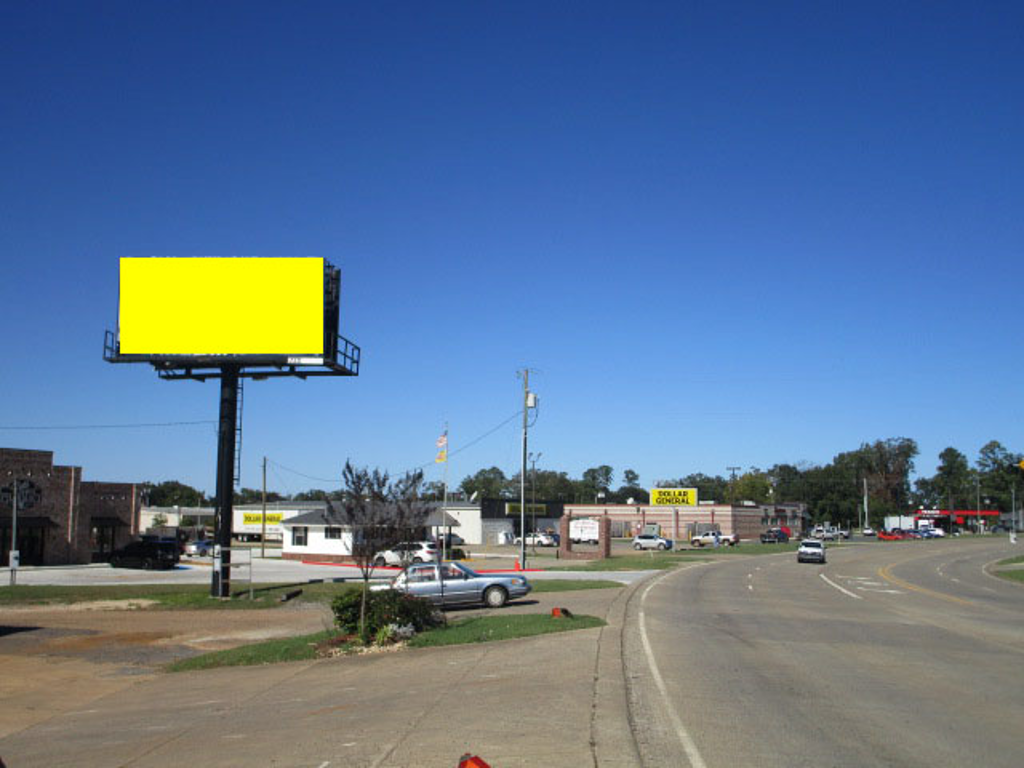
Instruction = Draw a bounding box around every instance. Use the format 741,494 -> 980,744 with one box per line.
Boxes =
292,527 -> 308,546
325,527 -> 342,540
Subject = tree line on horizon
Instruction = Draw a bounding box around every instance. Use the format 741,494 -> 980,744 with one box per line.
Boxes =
142,437 -> 1023,526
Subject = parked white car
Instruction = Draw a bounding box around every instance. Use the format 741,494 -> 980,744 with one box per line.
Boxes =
515,532 -> 556,547
632,533 -> 673,550
372,541 -> 439,567
184,539 -> 215,557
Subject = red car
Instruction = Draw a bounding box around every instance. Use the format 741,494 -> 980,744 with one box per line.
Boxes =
878,530 -> 908,541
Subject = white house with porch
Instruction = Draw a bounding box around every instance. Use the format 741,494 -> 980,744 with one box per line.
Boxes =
280,505 -> 459,563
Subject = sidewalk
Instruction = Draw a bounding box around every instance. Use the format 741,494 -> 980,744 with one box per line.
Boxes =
0,579 -> 649,767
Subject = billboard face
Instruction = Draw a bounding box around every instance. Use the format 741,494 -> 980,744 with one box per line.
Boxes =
650,488 -> 698,506
118,257 -> 324,355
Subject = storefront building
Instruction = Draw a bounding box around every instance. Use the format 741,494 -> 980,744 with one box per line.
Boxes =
1,448 -> 142,565
562,501 -> 809,542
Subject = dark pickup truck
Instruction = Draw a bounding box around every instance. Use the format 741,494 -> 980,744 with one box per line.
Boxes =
759,528 -> 790,544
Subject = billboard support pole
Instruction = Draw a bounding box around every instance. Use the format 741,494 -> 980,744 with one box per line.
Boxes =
212,365 -> 239,598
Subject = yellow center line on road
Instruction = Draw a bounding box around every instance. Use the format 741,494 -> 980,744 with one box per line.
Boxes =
877,563 -> 975,607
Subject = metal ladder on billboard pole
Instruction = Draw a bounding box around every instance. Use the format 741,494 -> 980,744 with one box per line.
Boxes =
233,378 -> 244,489
213,545 -> 253,600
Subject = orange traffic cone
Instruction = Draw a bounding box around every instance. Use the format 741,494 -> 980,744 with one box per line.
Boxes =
458,754 -> 491,768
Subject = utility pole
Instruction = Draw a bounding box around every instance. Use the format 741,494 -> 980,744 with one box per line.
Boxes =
1013,484 -> 1018,541
862,477 -> 869,531
518,370 -> 538,569
261,456 -> 267,559
520,370 -> 529,569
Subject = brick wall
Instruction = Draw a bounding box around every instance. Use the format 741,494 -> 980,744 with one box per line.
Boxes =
1,448 -> 140,565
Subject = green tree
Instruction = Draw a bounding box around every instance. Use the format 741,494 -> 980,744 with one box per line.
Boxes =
293,488 -> 331,502
422,481 -> 446,501
659,474 -> 728,504
459,466 -> 509,500
532,470 -> 577,501
613,468 -> 649,504
933,447 -> 972,508
976,440 -> 1022,512
733,469 -> 772,504
145,480 -> 206,507
579,465 -> 614,501
234,487 -> 284,505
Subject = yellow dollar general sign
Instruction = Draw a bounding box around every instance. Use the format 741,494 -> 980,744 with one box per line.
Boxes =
650,488 -> 698,506
243,513 -> 284,525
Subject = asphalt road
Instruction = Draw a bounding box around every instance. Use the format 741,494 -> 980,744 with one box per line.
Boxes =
625,538 -> 1024,768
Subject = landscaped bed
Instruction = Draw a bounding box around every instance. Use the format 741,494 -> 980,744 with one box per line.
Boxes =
166,612 -> 606,672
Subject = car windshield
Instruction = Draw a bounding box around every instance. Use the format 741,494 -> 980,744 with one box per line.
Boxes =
804,541 -> 822,549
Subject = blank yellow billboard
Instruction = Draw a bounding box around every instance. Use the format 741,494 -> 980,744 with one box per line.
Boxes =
118,257 -> 324,355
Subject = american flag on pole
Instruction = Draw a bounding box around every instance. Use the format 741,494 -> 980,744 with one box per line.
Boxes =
435,430 -> 448,463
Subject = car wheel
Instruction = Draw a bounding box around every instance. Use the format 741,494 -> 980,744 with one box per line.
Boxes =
374,556 -> 386,567
412,556 -> 423,563
657,542 -> 666,550
634,543 -> 643,550
143,558 -> 154,570
483,586 -> 508,608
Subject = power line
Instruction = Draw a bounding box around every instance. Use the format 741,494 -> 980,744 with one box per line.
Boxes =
0,420 -> 217,431
267,410 -> 525,484
403,410 -> 523,474
266,459 -> 339,485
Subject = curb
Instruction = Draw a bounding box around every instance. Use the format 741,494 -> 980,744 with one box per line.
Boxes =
590,568 -> 654,767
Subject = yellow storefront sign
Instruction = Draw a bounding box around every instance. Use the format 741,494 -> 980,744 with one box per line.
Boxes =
242,513 -> 284,526
650,488 -> 698,506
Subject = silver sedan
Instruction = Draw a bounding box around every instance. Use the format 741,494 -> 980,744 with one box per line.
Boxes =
375,561 -> 532,608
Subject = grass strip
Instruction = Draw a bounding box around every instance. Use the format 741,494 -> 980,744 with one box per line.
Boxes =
408,613 -> 605,648
0,582 -> 356,609
994,569 -> 1024,584
996,555 -> 1024,566
547,554 -> 707,571
167,631 -> 337,672
529,579 -> 623,592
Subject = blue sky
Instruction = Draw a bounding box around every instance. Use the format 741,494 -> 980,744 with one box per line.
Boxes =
2,1 -> 1022,495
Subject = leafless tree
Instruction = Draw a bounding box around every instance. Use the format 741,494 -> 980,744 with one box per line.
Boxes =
336,461 -> 428,642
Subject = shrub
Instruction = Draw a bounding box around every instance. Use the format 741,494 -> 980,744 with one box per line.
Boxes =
331,588 -> 440,637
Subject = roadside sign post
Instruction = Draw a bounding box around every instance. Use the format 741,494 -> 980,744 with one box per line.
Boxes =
9,479 -> 18,586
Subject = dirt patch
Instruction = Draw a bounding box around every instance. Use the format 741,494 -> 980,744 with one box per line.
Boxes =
0,602 -> 334,738
2,599 -> 160,613
47,631 -> 174,651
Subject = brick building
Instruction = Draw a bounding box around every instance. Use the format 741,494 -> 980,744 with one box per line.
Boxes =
1,448 -> 142,566
562,501 -> 809,542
